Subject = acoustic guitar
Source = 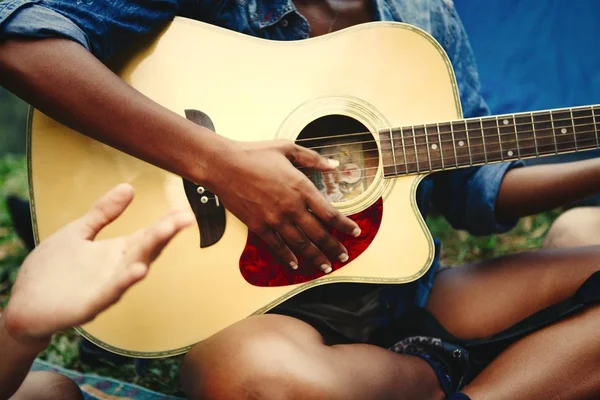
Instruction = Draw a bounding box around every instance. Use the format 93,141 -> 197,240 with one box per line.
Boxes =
28,17 -> 600,357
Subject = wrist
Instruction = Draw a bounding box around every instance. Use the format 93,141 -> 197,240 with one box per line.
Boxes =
0,311 -> 50,354
186,129 -> 238,189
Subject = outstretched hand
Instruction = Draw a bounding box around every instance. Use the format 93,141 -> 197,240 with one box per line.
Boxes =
3,183 -> 194,345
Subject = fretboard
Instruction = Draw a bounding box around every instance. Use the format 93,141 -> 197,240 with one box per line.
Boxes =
379,105 -> 600,177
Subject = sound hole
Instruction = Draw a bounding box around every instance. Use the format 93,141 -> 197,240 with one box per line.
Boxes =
297,115 -> 379,204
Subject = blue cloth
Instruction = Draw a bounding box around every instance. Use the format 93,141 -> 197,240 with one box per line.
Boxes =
455,0 -> 600,116
454,0 -> 600,201
0,0 -> 520,316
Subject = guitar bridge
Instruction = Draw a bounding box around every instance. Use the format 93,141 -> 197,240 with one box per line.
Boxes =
183,109 -> 226,248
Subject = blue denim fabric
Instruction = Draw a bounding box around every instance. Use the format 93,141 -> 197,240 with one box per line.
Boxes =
0,0 -> 522,316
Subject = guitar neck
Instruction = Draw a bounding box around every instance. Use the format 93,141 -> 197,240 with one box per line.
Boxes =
380,105 -> 600,176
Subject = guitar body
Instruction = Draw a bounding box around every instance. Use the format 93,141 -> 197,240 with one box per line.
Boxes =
28,18 -> 462,357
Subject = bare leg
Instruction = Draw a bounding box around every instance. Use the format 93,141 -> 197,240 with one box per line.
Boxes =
426,245 -> 600,399
181,245 -> 600,400
543,207 -> 600,248
180,314 -> 444,400
10,371 -> 82,400
463,305 -> 600,400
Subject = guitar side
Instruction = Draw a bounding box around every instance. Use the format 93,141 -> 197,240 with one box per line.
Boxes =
28,18 -> 462,357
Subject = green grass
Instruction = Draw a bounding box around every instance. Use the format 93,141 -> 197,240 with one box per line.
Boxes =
0,154 -> 561,395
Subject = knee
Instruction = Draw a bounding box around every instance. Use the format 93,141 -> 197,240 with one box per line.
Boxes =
14,371 -> 82,400
544,207 -> 600,249
180,315 -> 332,400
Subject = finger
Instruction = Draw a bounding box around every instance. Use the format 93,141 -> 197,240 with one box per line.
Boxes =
284,143 -> 339,172
115,262 -> 149,294
305,187 -> 361,237
131,209 -> 195,264
256,228 -> 299,270
86,262 -> 149,321
75,183 -> 135,240
277,224 -> 333,273
295,212 -> 349,269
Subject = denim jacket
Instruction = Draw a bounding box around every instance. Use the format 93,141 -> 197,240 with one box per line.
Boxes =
0,0 -> 521,312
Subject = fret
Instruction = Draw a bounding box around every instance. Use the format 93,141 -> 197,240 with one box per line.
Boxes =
571,107 -> 597,151
530,113 -> 539,157
570,108 -> 579,151
531,112 -> 556,156
440,122 -> 459,168
481,117 -> 502,162
549,112 -> 559,153
494,117 -> 504,161
437,122 -> 459,168
413,125 -> 431,172
397,128 -> 409,173
462,120 -> 473,165
594,106 -> 600,148
498,116 -> 518,159
466,119 -> 486,164
551,109 -> 577,153
424,123 -> 443,170
403,126 -> 421,173
514,114 -> 536,159
379,128 -> 397,177
451,121 -> 472,167
389,128 -> 407,175
436,123 -> 446,170
389,128 -> 398,175
421,125 -> 433,171
512,115 -> 521,158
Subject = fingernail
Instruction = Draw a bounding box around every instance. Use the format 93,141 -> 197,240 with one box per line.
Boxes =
339,253 -> 349,262
352,227 -> 361,237
289,261 -> 298,270
327,158 -> 340,168
321,264 -> 332,274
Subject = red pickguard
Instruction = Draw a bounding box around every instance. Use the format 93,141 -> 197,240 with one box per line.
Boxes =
239,197 -> 383,287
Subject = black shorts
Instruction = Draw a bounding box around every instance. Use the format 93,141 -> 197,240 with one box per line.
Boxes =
272,271 -> 600,393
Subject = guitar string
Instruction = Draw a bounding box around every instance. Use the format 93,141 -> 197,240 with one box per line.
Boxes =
303,134 -> 600,174
293,110 -> 600,144
299,126 -> 600,164
301,117 -> 599,153
299,137 -> 600,173
304,138 -> 599,177
196,141 -> 599,201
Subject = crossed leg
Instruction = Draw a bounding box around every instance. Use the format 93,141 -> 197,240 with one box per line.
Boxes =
427,246 -> 600,399
180,313 -> 444,400
180,245 -> 600,400
543,206 -> 600,248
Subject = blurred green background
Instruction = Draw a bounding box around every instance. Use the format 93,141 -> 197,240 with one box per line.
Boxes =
0,87 -> 27,155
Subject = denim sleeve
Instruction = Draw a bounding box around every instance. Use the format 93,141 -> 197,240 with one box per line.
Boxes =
431,162 -> 524,235
429,1 -> 523,235
0,0 -> 180,61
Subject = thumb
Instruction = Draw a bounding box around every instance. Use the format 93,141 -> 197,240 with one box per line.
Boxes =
285,143 -> 340,172
74,183 -> 135,240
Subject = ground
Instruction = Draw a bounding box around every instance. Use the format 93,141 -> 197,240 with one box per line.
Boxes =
0,154 -> 561,395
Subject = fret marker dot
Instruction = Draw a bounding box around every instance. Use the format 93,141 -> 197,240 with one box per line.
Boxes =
503,119 -> 509,125
458,140 -> 465,147
561,128 -> 567,134
507,150 -> 514,157
431,144 -> 438,150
